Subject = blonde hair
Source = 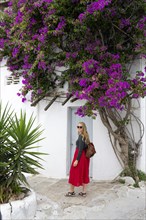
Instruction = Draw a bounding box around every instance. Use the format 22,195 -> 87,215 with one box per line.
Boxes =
78,122 -> 90,144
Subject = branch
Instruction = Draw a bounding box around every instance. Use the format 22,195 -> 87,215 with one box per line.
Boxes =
112,23 -> 134,40
115,99 -> 132,133
12,57 -> 24,65
98,29 -> 105,46
99,108 -> 128,166
100,108 -> 128,146
130,111 -> 145,146
108,131 -> 124,168
106,108 -> 121,128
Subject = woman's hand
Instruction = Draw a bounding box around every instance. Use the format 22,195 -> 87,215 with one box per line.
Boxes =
73,160 -> 78,167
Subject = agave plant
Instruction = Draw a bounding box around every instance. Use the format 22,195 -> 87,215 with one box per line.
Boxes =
0,103 -> 14,201
0,103 -> 45,203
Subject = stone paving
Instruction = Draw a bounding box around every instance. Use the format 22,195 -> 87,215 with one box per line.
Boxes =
27,175 -> 146,220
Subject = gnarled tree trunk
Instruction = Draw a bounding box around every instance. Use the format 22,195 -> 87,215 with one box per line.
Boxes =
98,98 -> 144,184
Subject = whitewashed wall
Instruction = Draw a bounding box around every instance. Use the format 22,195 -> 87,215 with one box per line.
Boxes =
0,58 -> 145,180
36,99 -> 122,180
0,59 -> 37,116
137,97 -> 146,172
137,58 -> 146,173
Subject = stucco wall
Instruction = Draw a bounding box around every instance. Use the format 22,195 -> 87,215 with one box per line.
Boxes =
36,99 -> 122,180
137,58 -> 146,173
0,58 -> 145,180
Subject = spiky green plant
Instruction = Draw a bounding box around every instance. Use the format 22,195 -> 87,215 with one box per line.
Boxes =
0,103 -> 14,184
0,103 -> 45,203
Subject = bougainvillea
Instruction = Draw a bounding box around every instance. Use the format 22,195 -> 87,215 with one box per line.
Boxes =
0,0 -> 145,107
0,0 -> 146,182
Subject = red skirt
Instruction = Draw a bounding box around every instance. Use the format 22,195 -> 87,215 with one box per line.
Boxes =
69,148 -> 90,187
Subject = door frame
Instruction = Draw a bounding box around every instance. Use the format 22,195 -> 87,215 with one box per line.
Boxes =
66,106 -> 93,178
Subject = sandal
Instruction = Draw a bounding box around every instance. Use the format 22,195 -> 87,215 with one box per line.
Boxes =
65,192 -> 75,197
78,192 -> 86,197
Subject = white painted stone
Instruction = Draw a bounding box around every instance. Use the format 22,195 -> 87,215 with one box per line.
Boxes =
0,190 -> 37,220
0,203 -> 11,219
139,181 -> 146,188
120,176 -> 135,185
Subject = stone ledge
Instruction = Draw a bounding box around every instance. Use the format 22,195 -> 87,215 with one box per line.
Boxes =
0,190 -> 37,220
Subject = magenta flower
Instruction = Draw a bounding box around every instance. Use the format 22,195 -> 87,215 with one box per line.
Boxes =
8,1 -> 13,6
15,10 -> 23,24
27,85 -> 33,89
66,52 -> 78,59
12,48 -> 19,57
75,106 -> 88,117
137,71 -> 144,77
132,94 -> 139,98
87,0 -> 112,14
137,16 -> 146,30
82,59 -> 99,75
56,16 -> 66,31
47,9 -> 56,16
85,40 -> 101,54
38,61 -> 47,70
79,79 -> 88,87
78,13 -> 86,22
22,97 -> 26,103
37,89 -> 43,94
17,0 -> 27,7
119,18 -> 131,29
38,35 -> 46,43
44,0 -> 52,3
0,39 -> 5,49
22,79 -> 29,85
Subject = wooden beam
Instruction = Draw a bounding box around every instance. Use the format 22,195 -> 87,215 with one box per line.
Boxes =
62,94 -> 73,106
44,95 -> 59,111
70,97 -> 78,103
31,94 -> 47,107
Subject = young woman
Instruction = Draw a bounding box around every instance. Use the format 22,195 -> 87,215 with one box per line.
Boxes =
65,122 -> 90,197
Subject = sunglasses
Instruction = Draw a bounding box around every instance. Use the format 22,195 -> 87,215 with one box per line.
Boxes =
77,126 -> 83,129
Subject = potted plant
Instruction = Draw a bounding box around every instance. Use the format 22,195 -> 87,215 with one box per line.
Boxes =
0,102 -> 45,218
